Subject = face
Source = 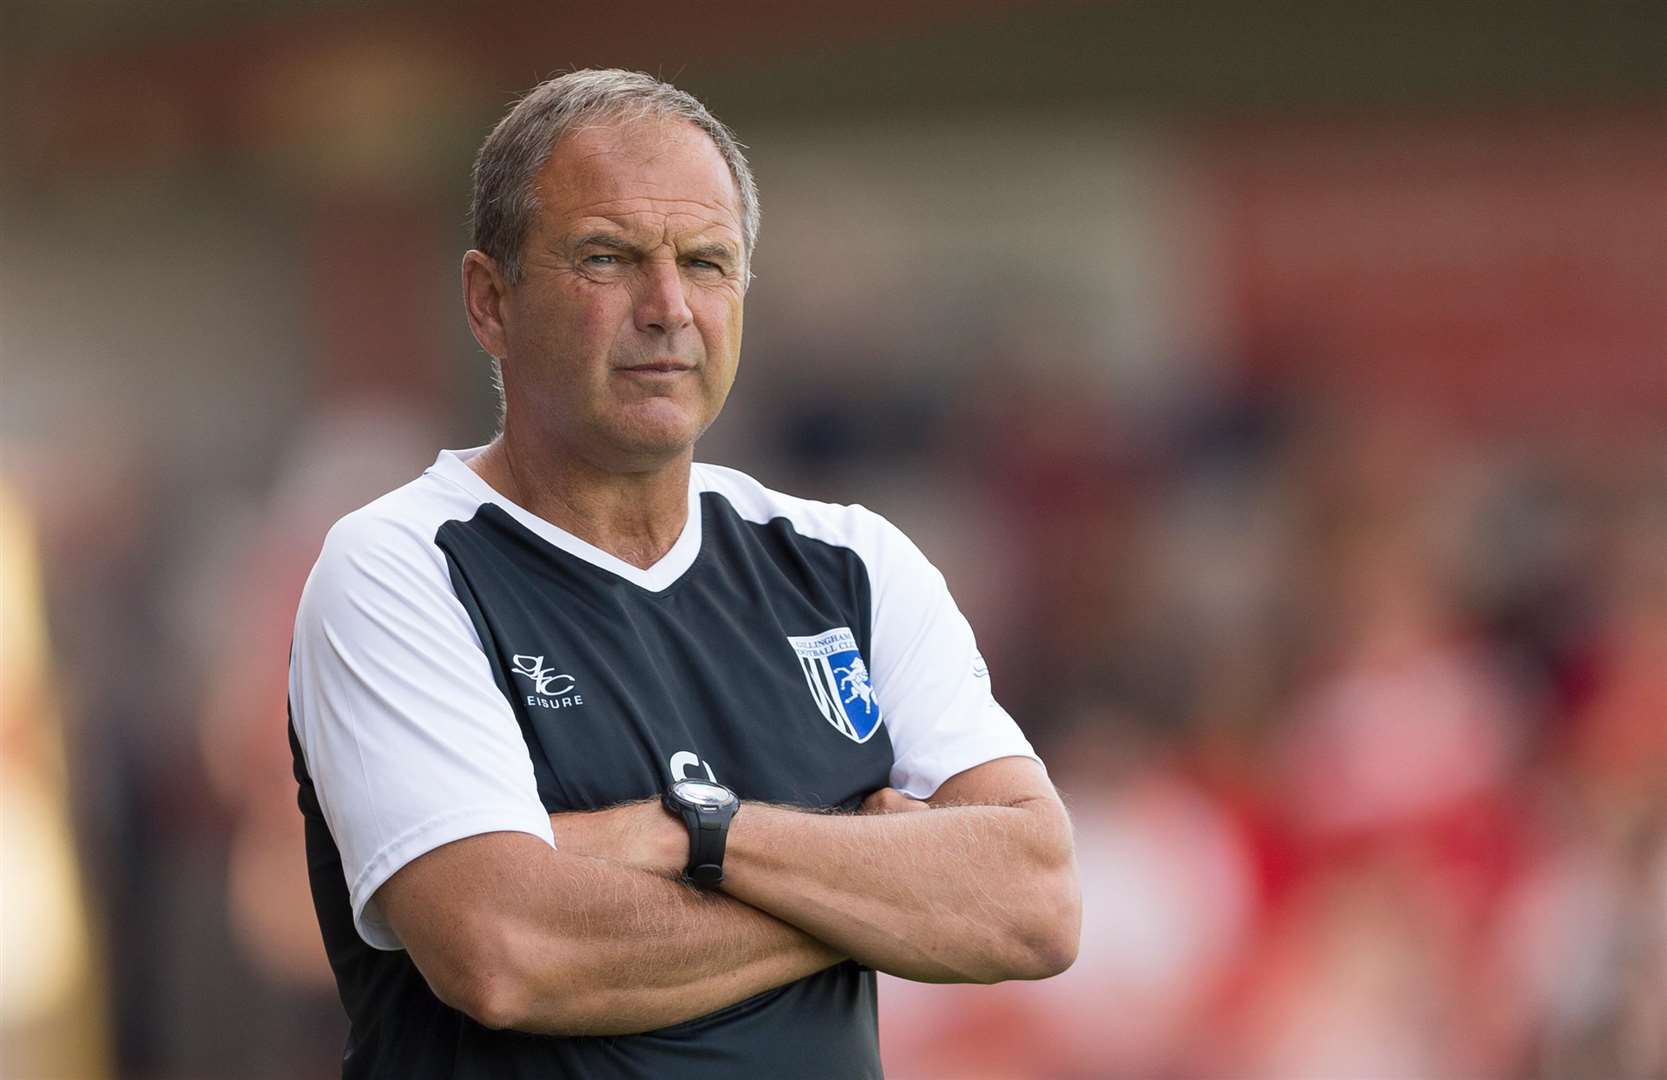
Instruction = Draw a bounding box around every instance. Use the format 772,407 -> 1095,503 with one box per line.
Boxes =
479,117 -> 746,472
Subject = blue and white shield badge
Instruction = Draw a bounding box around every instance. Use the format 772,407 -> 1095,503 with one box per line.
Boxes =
786,626 -> 883,743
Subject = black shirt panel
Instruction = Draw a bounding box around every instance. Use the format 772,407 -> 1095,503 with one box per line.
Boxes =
436,493 -> 896,812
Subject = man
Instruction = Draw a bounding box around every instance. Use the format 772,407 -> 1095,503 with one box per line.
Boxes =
288,69 -> 1080,1079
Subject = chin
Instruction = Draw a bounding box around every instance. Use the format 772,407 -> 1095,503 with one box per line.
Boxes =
598,425 -> 704,470
610,405 -> 713,458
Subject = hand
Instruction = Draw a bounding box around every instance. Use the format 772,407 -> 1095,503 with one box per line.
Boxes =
857,787 -> 931,815
549,800 -> 686,877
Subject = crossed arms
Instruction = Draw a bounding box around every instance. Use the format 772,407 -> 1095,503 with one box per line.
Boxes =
376,755 -> 1081,1035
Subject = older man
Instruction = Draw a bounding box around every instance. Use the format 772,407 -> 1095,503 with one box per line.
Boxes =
288,69 -> 1079,1079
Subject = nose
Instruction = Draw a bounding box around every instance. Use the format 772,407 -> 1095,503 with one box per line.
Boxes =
633,257 -> 694,335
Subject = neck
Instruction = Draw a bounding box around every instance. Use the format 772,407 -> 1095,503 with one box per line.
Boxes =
468,436 -> 693,570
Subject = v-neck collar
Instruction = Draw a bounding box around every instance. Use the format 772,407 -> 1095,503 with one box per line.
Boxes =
428,446 -> 704,593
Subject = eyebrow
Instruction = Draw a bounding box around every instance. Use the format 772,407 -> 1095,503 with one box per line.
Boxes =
682,240 -> 738,264
571,233 -> 637,253
569,232 -> 738,264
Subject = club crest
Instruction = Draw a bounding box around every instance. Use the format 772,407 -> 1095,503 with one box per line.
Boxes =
786,627 -> 884,743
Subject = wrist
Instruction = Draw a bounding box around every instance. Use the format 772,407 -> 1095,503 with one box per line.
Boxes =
650,804 -> 688,875
661,779 -> 740,887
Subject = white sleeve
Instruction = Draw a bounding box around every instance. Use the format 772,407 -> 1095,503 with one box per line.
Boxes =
288,510 -> 555,951
863,513 -> 1040,799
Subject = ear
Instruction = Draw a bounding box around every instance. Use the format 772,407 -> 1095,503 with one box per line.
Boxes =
462,250 -> 511,361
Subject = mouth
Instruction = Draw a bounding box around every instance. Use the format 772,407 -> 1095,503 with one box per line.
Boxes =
617,360 -> 696,375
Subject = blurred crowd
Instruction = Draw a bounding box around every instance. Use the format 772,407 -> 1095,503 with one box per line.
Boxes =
870,369 -> 1667,1078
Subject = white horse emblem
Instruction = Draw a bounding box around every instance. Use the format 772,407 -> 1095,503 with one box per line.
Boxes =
837,658 -> 876,715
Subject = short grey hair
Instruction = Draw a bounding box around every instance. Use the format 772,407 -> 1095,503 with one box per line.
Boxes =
470,68 -> 760,286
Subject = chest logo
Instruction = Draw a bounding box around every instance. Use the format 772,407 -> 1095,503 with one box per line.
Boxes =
511,654 -> 584,710
786,627 -> 883,743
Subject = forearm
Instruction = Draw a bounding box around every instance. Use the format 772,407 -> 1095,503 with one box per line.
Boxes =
495,853 -> 842,1035
721,794 -> 1078,983
379,830 -> 842,1037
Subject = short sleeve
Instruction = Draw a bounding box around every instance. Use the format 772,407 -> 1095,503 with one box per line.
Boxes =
863,515 -> 1040,799
288,510 -> 554,951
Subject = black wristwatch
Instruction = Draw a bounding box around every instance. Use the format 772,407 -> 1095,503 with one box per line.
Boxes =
661,779 -> 740,887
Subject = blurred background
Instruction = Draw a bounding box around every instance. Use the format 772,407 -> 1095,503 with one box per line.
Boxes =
2,2 -> 1664,1077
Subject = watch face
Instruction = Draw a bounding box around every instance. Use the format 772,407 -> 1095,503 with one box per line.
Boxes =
674,779 -> 736,810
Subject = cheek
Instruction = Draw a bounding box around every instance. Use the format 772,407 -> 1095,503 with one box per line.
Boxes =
516,289 -> 619,361
700,294 -> 744,366
726,300 -> 744,349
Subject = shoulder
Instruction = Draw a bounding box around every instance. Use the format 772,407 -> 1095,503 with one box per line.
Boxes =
301,467 -> 485,616
693,462 -> 915,565
325,464 -> 483,552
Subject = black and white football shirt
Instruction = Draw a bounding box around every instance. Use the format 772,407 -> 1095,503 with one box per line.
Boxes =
288,446 -> 1038,1079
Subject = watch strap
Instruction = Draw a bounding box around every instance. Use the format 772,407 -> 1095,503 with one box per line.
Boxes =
685,808 -> 730,886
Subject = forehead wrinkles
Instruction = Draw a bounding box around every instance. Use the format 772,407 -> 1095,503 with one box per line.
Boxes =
571,199 -> 739,243
537,119 -> 741,236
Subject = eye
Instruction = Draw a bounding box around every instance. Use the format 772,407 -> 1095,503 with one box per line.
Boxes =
584,254 -> 619,265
